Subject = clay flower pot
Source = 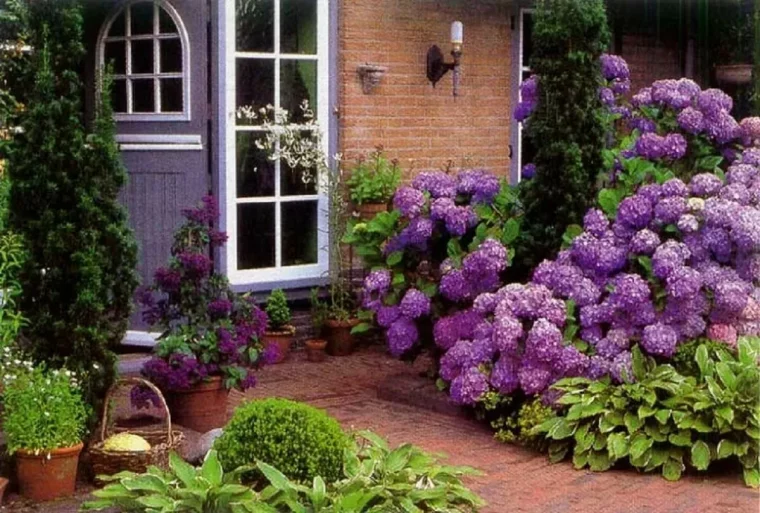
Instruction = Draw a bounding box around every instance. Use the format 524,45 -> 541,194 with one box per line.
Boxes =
166,376 -> 229,432
262,325 -> 296,364
15,442 -> 83,501
305,339 -> 328,362
355,202 -> 388,221
323,318 -> 360,356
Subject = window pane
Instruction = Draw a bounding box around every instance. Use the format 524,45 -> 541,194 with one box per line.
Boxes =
281,0 -> 317,55
158,6 -> 178,34
109,11 -> 125,37
160,38 -> 182,73
132,39 -> 154,74
280,60 -> 317,123
236,59 -> 274,125
132,79 -> 155,112
238,203 -> 275,269
522,12 -> 533,69
112,79 -> 127,113
282,201 -> 318,266
236,133 -> 275,197
236,0 -> 274,52
104,41 -> 126,74
131,2 -> 155,35
160,78 -> 183,112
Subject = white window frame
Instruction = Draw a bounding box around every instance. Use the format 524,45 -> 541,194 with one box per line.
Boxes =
219,0 -> 330,289
516,7 -> 534,182
96,0 -> 191,122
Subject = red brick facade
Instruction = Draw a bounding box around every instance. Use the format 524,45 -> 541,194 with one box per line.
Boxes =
338,0 -> 514,180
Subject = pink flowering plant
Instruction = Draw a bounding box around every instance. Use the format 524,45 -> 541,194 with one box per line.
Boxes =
135,196 -> 271,401
345,170 -> 521,359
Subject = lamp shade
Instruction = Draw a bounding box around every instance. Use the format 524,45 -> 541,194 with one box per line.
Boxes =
451,21 -> 463,45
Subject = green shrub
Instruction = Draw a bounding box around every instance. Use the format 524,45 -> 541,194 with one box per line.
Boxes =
537,342 -> 760,487
8,0 -> 138,417
265,289 -> 291,331
2,362 -> 88,454
514,0 -> 610,277
345,148 -> 401,205
0,231 -> 26,349
82,451 -> 263,513
215,398 -> 349,483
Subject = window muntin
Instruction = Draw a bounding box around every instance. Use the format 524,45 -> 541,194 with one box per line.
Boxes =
97,0 -> 190,121
224,0 -> 329,286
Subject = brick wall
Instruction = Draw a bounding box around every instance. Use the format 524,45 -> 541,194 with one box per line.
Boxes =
620,34 -> 683,93
338,0 -> 513,180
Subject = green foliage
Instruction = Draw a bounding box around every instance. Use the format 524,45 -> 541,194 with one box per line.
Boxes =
215,399 -> 349,483
7,0 -> 138,418
514,0 -> 610,277
265,289 -> 292,331
671,338 -> 733,378
345,148 -> 401,205
82,451 -> 266,513
251,430 -> 484,513
2,362 -> 88,454
536,342 -> 760,487
478,393 -> 553,449
0,231 -> 26,349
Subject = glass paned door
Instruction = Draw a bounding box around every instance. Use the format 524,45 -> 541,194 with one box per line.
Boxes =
223,0 -> 329,287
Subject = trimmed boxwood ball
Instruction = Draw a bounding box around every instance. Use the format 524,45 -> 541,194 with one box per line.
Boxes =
214,398 -> 348,483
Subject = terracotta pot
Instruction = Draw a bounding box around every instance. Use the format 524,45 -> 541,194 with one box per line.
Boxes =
15,442 -> 83,501
715,64 -> 752,85
305,339 -> 328,362
323,318 -> 359,356
355,202 -> 388,221
0,477 -> 8,505
262,326 -> 296,364
166,376 -> 229,432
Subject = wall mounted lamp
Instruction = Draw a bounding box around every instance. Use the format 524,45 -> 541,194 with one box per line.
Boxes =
426,21 -> 463,96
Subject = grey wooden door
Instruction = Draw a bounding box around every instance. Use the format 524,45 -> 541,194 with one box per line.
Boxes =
85,0 -> 210,331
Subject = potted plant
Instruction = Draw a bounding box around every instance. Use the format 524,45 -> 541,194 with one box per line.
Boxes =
713,3 -> 754,85
345,147 -> 401,220
136,196 -> 273,432
262,289 -> 295,363
2,362 -> 88,501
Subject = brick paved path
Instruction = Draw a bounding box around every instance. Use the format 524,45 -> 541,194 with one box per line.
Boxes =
233,346 -> 759,513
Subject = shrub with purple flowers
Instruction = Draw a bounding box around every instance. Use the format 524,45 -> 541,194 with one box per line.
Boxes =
433,168 -> 760,411
136,196 -> 268,397
344,170 -> 521,359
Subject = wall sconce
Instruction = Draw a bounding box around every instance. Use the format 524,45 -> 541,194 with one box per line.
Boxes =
357,63 -> 388,94
426,21 -> 463,96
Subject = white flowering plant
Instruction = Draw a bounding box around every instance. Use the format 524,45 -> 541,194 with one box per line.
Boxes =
2,362 -> 88,454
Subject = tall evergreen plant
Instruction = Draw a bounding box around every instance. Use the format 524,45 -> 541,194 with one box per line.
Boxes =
8,0 -> 138,417
515,0 -> 610,276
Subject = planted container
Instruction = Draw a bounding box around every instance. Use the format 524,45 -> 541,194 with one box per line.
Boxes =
323,318 -> 360,356
166,376 -> 229,432
262,326 -> 296,364
305,339 -> 328,362
16,443 -> 83,501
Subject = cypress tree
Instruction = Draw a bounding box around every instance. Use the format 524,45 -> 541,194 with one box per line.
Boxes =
8,0 -> 138,416
515,0 -> 610,276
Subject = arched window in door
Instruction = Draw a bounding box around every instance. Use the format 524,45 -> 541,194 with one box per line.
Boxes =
97,0 -> 190,121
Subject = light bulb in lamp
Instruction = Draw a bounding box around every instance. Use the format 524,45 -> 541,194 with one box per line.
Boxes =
451,21 -> 463,52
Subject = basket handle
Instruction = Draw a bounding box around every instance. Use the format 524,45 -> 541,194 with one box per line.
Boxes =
100,377 -> 173,445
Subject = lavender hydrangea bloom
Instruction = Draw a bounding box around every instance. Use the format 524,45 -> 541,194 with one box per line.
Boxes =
726,164 -> 758,186
583,209 -> 609,237
599,87 -> 615,106
458,169 -> 501,204
376,305 -> 401,328
740,117 -> 760,147
630,229 -> 661,255
518,361 -> 553,395
601,54 -> 630,80
618,195 -> 653,229
654,197 -> 688,224
631,87 -> 653,107
387,317 -> 418,356
652,241 -> 690,279
662,134 -> 687,160
490,356 -> 520,394
440,269 -> 472,303
393,186 -> 426,218
515,75 -> 538,122
677,214 -> 699,233
635,133 -> 665,160
690,173 -> 724,197
629,116 -> 657,134
661,178 -> 689,198
450,366 -> 489,405
522,163 -> 536,179
677,107 -> 705,134
412,171 -> 457,198
705,112 -> 741,145
399,288 -> 431,319
641,323 -> 678,357
740,148 -> 760,166
697,88 -> 733,118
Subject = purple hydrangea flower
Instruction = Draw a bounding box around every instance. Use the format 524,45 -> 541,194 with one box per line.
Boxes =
641,323 -> 678,357
399,288 -> 431,319
387,317 -> 419,356
393,186 -> 426,218
412,171 -> 457,198
677,107 -> 705,134
449,366 -> 489,405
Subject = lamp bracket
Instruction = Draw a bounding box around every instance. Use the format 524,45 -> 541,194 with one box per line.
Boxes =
426,45 -> 457,87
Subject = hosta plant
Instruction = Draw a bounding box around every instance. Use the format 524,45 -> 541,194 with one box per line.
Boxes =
81,451 -> 265,513
536,341 -> 760,487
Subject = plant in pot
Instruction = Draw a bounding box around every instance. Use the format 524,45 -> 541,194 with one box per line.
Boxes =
305,290 -> 328,362
136,196 -> 273,433
712,2 -> 754,85
262,289 -> 295,364
2,361 -> 88,501
345,146 -> 401,220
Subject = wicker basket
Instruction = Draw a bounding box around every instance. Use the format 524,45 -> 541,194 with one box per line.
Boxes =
89,377 -> 184,478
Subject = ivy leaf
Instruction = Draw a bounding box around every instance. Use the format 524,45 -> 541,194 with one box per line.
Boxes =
690,440 -> 711,471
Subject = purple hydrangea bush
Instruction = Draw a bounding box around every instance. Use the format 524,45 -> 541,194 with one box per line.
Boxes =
134,196 -> 272,404
350,170 -> 521,357
435,163 -> 760,406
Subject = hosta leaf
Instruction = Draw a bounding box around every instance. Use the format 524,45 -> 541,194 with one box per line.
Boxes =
743,468 -> 760,488
716,405 -> 735,425
549,418 -> 575,440
588,450 -> 612,472
624,412 -> 644,433
690,441 -> 711,471
201,450 -> 223,487
607,432 -> 629,460
715,362 -> 737,391
662,459 -> 684,481
717,439 -> 736,459
548,442 -> 569,463
629,433 -> 653,460
668,430 -> 692,447
122,475 -> 168,494
169,452 -> 197,487
638,405 -> 656,418
572,450 -> 588,469
593,432 -> 608,451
